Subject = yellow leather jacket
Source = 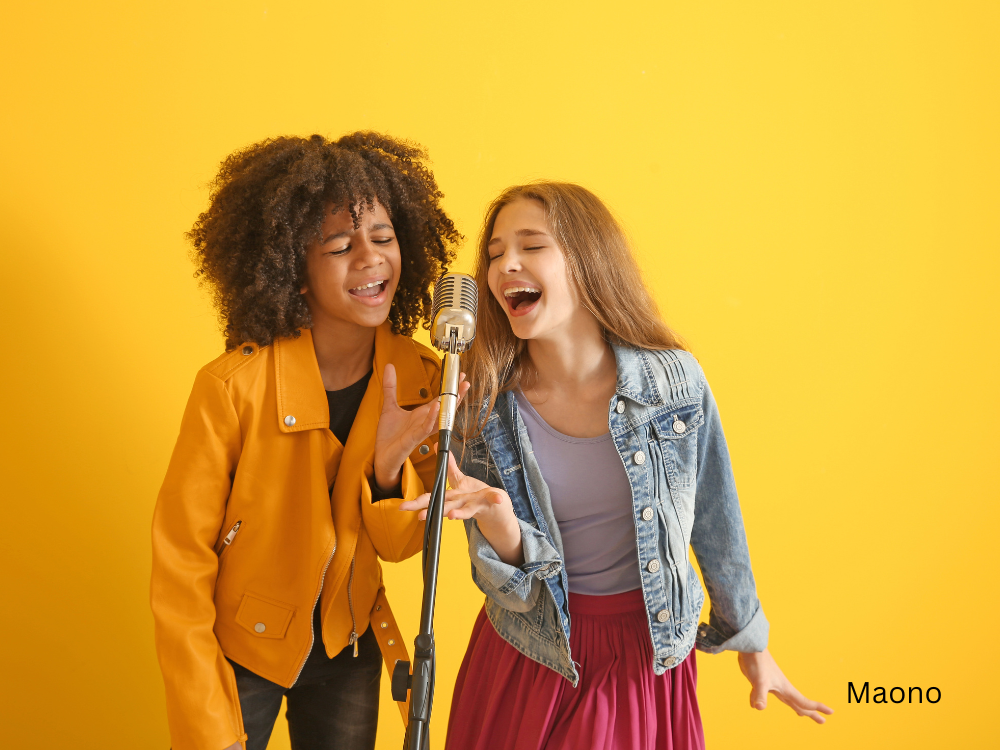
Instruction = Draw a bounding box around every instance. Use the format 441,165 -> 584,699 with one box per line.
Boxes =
151,323 -> 437,750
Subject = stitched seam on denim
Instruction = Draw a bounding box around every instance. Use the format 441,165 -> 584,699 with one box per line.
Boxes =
610,398 -> 701,437
485,603 -> 571,678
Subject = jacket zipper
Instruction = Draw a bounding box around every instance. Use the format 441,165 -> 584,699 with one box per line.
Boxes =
216,520 -> 242,556
290,542 -> 336,686
347,556 -> 359,657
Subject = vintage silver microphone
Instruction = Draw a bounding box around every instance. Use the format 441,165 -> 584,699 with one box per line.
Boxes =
430,273 -> 478,432
395,272 -> 477,750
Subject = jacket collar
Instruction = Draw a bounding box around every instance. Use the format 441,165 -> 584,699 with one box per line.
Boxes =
273,322 -> 433,433
612,343 -> 664,407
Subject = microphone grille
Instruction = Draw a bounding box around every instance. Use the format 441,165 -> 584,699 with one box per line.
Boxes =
431,273 -> 478,351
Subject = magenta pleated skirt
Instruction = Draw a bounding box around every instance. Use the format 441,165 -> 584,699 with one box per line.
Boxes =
445,589 -> 705,750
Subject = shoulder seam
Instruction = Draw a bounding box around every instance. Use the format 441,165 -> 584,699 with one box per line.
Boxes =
202,344 -> 270,382
645,348 -> 703,401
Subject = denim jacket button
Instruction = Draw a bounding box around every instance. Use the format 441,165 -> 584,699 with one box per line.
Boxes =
616,400 -> 626,413
663,656 -> 677,667
642,507 -> 654,521
633,451 -> 646,465
656,609 -> 670,622
647,559 -> 661,573
672,418 -> 686,434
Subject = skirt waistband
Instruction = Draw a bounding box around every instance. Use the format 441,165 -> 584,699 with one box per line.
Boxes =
567,588 -> 645,616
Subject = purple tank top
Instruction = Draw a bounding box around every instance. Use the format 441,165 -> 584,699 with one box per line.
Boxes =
515,391 -> 642,596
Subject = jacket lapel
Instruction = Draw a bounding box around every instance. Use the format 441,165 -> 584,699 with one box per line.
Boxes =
273,328 -> 329,433
273,323 -> 434,436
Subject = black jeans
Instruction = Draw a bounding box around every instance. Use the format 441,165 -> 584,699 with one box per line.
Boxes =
230,626 -> 382,750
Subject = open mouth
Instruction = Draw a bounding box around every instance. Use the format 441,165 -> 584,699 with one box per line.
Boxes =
503,286 -> 542,315
349,280 -> 388,299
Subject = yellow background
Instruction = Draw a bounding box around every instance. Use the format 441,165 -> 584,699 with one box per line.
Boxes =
1,1 -> 997,748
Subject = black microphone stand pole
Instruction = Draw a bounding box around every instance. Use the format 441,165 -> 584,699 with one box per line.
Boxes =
393,331 -> 460,750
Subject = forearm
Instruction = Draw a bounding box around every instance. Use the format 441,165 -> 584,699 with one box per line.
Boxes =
476,512 -> 524,567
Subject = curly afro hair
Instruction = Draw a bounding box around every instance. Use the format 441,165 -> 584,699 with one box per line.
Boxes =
188,132 -> 462,350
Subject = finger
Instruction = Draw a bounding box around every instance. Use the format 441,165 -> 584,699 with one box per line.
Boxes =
750,683 -> 769,711
445,487 -> 507,517
441,494 -> 488,520
785,694 -> 834,718
446,451 -> 467,485
381,363 -> 398,412
421,399 -> 441,434
399,493 -> 431,512
773,687 -> 833,723
456,379 -> 471,404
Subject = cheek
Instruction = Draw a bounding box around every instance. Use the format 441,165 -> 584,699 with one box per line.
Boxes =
539,258 -> 574,309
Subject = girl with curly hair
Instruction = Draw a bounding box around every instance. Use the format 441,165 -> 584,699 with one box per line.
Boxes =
151,132 -> 464,750
403,182 -> 831,749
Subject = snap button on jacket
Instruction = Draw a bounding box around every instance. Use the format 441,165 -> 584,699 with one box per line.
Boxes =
151,324 -> 438,750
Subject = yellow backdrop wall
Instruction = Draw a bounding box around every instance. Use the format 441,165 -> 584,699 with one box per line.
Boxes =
1,1 -> 997,748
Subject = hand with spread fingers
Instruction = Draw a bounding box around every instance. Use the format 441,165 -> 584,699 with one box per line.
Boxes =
400,449 -> 524,566
737,649 -> 833,723
373,363 -> 468,493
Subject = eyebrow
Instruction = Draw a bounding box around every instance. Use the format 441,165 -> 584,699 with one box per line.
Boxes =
323,222 -> 395,242
487,228 -> 550,246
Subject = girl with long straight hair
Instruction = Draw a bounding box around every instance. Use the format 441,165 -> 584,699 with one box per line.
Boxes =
403,182 -> 831,749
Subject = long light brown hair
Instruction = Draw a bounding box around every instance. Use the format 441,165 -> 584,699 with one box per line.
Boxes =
461,181 -> 687,438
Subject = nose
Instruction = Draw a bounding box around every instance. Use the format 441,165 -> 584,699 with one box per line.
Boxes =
497,247 -> 522,274
353,236 -> 384,269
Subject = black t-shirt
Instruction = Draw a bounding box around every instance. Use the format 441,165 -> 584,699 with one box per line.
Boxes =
311,370 -> 373,653
326,369 -> 373,446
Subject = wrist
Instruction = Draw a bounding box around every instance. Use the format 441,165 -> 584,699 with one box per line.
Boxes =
374,461 -> 403,493
477,507 -> 522,564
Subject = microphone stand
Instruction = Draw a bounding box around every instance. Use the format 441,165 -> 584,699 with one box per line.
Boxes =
393,331 -> 461,750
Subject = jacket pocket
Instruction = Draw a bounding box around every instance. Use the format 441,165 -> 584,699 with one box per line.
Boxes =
651,403 -> 704,491
216,520 -> 243,556
235,592 -> 296,640
215,520 -> 243,579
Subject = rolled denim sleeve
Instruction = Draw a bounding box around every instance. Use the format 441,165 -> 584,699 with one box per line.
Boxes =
464,517 -> 563,613
689,367 -> 770,654
455,434 -> 563,613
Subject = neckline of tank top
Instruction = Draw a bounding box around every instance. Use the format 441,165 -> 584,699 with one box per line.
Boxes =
514,389 -> 612,446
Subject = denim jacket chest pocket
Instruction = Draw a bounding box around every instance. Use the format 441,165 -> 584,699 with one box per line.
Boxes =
647,402 -> 704,537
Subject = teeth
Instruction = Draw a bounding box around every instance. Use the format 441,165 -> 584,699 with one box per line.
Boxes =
503,286 -> 541,297
351,281 -> 384,291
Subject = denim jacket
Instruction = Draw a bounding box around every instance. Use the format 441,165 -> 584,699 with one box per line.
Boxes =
457,346 -> 768,685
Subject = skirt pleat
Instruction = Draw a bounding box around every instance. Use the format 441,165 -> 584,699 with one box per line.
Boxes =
445,590 -> 705,750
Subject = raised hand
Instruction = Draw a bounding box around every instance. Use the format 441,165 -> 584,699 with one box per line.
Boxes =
400,450 -> 523,566
737,649 -> 833,724
373,363 -> 468,493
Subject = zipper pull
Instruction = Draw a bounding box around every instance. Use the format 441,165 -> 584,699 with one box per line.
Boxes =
223,521 -> 242,546
350,631 -> 359,657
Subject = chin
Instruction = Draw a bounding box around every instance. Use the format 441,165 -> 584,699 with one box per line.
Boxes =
507,319 -> 540,341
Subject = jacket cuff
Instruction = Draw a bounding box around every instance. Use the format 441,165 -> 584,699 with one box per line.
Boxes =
468,518 -> 562,605
363,459 -> 419,505
696,604 -> 769,654
368,475 -> 402,503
